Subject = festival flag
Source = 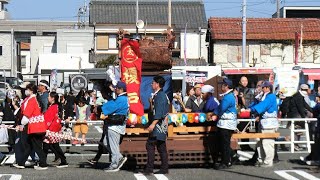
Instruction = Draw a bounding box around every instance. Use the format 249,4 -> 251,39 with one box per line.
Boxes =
184,22 -> 188,66
120,38 -> 144,116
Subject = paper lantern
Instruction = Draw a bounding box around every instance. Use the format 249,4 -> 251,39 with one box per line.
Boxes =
193,113 -> 199,123
176,113 -> 182,125
167,114 -> 172,124
170,114 -> 178,124
137,115 -> 142,125
141,115 -> 148,125
128,113 -> 137,126
188,113 -> 195,123
199,113 -> 206,123
181,114 -> 188,124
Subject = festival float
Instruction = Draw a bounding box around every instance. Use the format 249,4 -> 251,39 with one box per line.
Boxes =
115,28 -> 220,167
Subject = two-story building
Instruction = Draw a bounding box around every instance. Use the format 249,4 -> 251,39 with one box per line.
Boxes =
207,17 -> 320,86
89,0 -> 208,66
208,17 -> 320,69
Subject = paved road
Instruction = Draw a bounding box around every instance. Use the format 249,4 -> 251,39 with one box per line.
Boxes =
1,152 -> 320,180
1,124 -> 320,180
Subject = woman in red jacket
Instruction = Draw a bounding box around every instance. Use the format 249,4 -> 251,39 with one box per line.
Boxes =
13,83 -> 48,170
43,92 -> 68,168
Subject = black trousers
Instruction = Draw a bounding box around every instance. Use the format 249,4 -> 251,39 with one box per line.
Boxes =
93,132 -> 108,161
18,133 -> 47,167
94,127 -> 123,162
43,143 -> 67,164
146,139 -> 168,171
217,128 -> 233,165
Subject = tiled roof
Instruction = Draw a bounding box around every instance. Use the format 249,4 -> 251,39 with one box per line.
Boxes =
0,20 -> 77,32
208,18 -> 320,40
20,42 -> 30,50
89,0 -> 206,29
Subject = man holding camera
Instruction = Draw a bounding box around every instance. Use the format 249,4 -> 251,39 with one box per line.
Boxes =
235,76 -> 255,151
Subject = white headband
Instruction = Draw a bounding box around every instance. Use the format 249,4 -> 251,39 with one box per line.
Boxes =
39,82 -> 50,89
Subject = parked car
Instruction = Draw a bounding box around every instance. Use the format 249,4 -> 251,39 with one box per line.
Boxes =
0,77 -> 23,89
0,82 -> 22,99
0,89 -> 5,103
0,82 -> 12,91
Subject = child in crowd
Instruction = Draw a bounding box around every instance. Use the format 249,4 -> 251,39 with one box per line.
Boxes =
72,97 -> 90,145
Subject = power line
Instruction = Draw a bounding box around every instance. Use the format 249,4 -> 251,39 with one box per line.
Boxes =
247,9 -> 273,15
206,1 -> 268,12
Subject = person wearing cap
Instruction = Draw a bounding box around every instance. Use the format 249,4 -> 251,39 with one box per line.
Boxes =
201,85 -> 219,113
248,81 -> 278,167
100,81 -> 128,172
289,84 -> 313,119
212,78 -> 237,170
288,84 -> 313,151
38,80 -> 50,113
185,84 -> 205,113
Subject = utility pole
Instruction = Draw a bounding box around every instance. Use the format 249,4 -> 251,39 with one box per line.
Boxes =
294,32 -> 300,65
277,0 -> 280,18
168,0 -> 171,27
242,0 -> 246,68
136,0 -> 139,37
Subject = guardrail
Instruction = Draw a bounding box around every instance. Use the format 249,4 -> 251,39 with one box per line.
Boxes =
0,118 -> 318,154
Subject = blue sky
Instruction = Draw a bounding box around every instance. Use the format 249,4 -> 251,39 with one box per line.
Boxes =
7,0 -> 320,21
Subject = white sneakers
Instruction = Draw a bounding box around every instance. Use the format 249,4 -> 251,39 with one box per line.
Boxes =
104,157 -> 128,173
12,164 -> 25,169
34,165 -> 48,170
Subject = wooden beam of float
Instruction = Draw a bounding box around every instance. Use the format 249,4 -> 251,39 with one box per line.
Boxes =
232,132 -> 280,139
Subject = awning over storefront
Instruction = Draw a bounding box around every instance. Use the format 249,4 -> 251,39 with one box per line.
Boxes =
222,68 -> 273,75
302,69 -> 320,80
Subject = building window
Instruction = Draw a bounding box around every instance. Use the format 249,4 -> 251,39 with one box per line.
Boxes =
0,46 -> 2,56
67,44 -> 83,54
109,35 -> 117,49
21,55 -> 26,68
96,34 -> 109,50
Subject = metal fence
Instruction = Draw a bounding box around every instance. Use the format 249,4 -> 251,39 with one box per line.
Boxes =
0,118 -> 318,154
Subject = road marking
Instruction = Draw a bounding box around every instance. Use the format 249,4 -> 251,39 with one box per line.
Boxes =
237,150 -> 254,161
0,174 -> 22,180
4,154 -> 16,164
134,173 -> 148,180
94,126 -> 103,133
154,174 -> 169,180
275,170 -> 320,180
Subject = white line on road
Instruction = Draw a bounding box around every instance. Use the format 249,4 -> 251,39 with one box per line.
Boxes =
275,170 -> 320,180
9,175 -> 22,180
0,174 -> 22,180
134,173 -> 149,180
275,171 -> 299,180
154,174 -> 169,180
237,150 -> 254,161
94,126 -> 103,133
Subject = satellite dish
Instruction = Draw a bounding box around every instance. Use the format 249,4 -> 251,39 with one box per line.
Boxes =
136,20 -> 145,29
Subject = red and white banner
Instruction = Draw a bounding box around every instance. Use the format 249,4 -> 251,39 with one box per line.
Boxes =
120,38 -> 144,116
